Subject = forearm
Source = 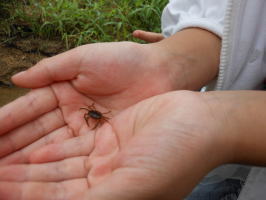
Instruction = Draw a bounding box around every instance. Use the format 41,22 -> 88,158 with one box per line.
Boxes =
203,90 -> 266,166
151,28 -> 221,90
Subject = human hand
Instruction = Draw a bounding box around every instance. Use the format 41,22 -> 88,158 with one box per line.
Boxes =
0,41 -> 186,165
12,41 -> 186,109
0,28 -> 221,165
0,83 -> 97,165
0,91 -> 232,200
13,28 -> 221,104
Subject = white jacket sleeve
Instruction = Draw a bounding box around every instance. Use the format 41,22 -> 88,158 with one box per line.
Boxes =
161,0 -> 228,38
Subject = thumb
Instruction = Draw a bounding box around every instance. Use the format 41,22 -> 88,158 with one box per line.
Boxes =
12,46 -> 84,88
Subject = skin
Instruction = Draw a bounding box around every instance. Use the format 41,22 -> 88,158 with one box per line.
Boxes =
0,28 -> 227,199
0,91 -> 233,200
132,30 -> 164,43
0,28 -> 221,165
1,90 -> 266,200
133,28 -> 221,90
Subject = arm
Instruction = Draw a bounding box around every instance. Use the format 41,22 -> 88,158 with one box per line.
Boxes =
152,28 -> 221,90
1,90 -> 266,200
202,90 -> 266,166
133,0 -> 227,89
160,0 -> 229,90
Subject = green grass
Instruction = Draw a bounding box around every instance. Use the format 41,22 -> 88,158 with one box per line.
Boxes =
0,0 -> 168,48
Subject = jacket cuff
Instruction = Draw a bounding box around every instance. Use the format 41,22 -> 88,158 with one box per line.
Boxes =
162,18 -> 223,38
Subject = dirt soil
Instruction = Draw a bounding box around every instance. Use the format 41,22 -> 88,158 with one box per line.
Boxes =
0,36 -> 65,106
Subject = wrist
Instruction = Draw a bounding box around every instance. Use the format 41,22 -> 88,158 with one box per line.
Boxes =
201,91 -> 266,166
217,91 -> 266,166
150,28 -> 221,90
197,92 -> 238,165
170,91 -> 235,168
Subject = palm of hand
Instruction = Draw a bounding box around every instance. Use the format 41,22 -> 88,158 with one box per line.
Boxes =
0,82 -> 93,165
68,42 -> 175,108
0,42 -> 175,165
16,42 -> 174,109
0,42 -> 202,199
0,92 -> 216,200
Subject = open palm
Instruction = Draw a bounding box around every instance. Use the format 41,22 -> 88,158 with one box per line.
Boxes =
0,41 -> 183,165
12,42 -> 181,109
0,91 -> 224,200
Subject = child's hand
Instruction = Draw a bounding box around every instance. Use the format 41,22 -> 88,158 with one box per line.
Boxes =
0,91 -> 229,200
0,28 -> 221,167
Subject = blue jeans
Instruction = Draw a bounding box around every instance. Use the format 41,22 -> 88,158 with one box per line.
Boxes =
185,179 -> 245,200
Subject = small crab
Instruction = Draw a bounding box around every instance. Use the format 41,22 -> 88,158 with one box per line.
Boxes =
80,103 -> 111,130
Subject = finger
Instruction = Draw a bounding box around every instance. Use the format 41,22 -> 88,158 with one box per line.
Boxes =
0,156 -> 90,182
0,179 -> 88,200
0,126 -> 72,166
0,108 -> 65,158
12,47 -> 84,88
0,87 -> 58,135
49,82 -> 94,132
30,134 -> 95,163
133,30 -> 164,43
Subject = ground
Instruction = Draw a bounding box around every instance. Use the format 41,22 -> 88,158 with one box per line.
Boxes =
0,0 -> 167,107
0,36 -> 65,106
